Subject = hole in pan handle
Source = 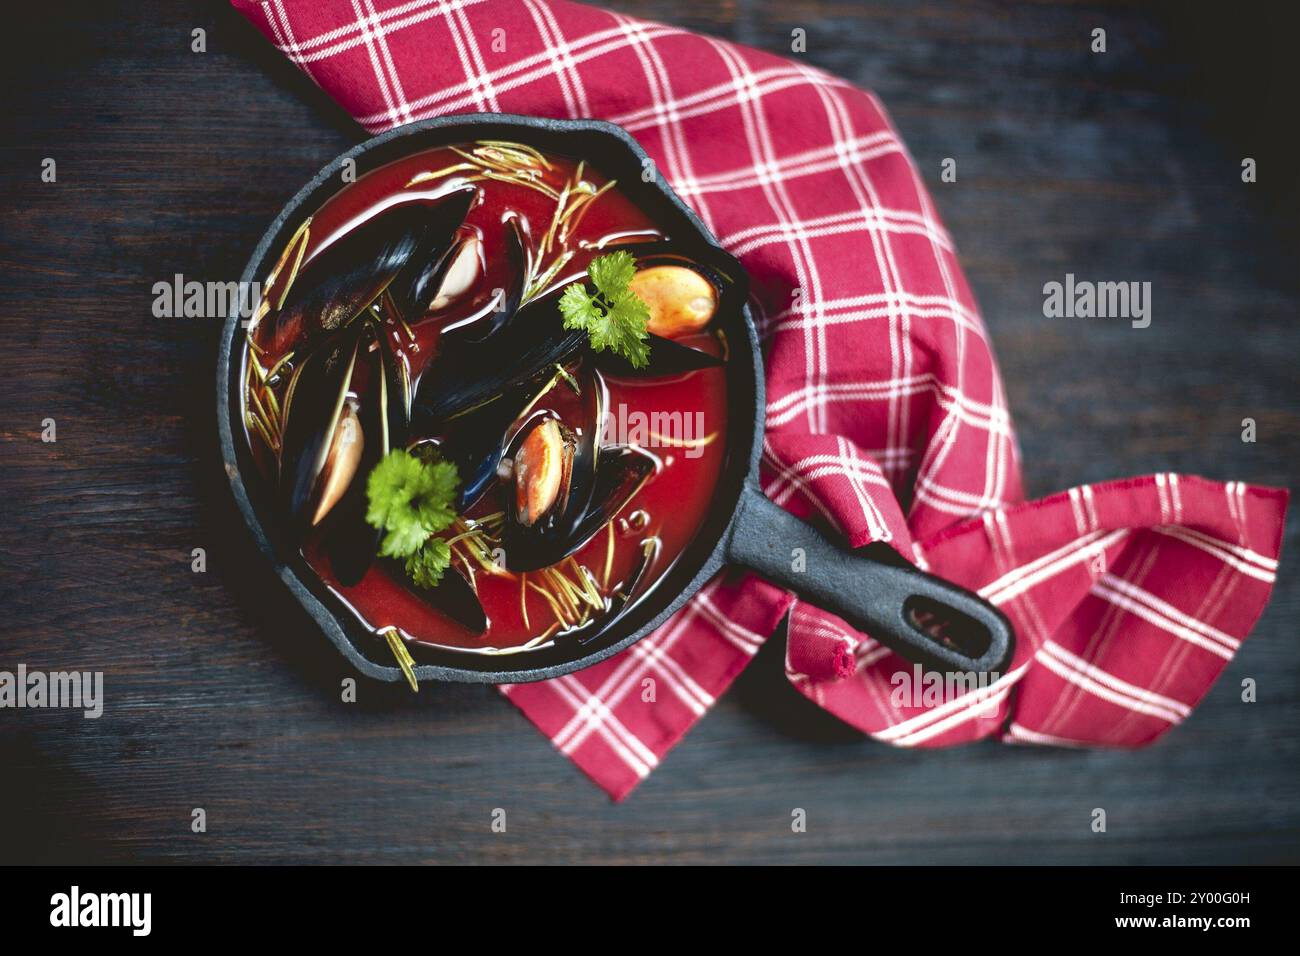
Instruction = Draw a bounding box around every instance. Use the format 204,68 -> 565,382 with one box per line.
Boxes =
725,484 -> 1015,675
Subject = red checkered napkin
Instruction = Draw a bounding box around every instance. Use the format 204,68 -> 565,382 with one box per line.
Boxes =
233,0 -> 1288,799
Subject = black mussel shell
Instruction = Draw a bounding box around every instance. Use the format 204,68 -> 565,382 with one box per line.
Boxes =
560,445 -> 656,555
442,215 -> 527,347
502,444 -> 654,573
411,289 -> 587,428
436,384 -> 531,512
385,186 -> 478,324
555,369 -> 603,538
323,327 -> 411,586
499,367 -> 603,565
407,563 -> 487,634
272,189 -> 474,351
592,331 -> 724,377
277,321 -> 364,539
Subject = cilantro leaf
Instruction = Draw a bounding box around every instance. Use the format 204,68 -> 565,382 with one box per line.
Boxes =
558,282 -> 602,330
588,289 -> 650,366
365,450 -> 460,559
587,250 -> 637,299
413,460 -> 458,532
404,537 -> 452,589
558,252 -> 651,369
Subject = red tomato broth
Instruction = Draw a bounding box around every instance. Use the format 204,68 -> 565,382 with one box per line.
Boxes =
244,144 -> 728,653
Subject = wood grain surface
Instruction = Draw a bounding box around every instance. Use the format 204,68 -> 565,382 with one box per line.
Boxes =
1,0 -> 1296,864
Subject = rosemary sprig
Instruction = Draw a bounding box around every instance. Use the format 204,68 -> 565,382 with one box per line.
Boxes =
477,140 -> 553,170
523,623 -> 561,649
553,363 -> 581,395
521,558 -> 606,633
244,353 -> 284,453
381,628 -> 419,692
527,580 -> 565,624
446,515 -> 511,578
407,141 -> 560,200
246,217 -> 311,337
519,572 -> 530,630
246,410 -> 276,454
243,218 -> 312,454
524,160 -> 619,305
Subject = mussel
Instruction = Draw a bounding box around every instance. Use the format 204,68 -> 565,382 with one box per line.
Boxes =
311,404 -> 363,528
588,239 -> 740,378
501,444 -> 656,573
427,233 -> 483,312
497,370 -> 601,570
277,320 -> 410,585
496,366 -> 657,571
411,287 -> 587,429
322,328 -> 411,585
269,186 -> 476,352
386,187 -> 479,322
514,418 -> 571,527
606,238 -> 746,312
278,322 -> 364,538
631,265 -> 718,338
441,216 -> 527,346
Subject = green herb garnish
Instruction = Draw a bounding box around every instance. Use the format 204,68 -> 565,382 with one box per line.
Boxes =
558,251 -> 651,369
365,449 -> 459,588
404,538 -> 452,589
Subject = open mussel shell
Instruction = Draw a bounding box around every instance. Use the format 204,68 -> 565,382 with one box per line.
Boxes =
499,367 -> 603,566
322,327 -> 411,586
385,186 -> 478,323
442,216 -> 526,346
503,443 -> 654,574
278,322 -> 364,539
593,238 -> 741,378
435,384 -> 532,512
271,188 -> 475,352
560,445 -> 657,556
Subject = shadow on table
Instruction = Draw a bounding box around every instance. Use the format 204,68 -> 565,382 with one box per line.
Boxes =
0,734 -> 141,865
215,3 -> 363,142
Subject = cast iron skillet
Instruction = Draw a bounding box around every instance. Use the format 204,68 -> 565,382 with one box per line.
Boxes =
217,114 -> 1014,684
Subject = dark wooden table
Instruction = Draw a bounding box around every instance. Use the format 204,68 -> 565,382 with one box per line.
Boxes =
2,0 -> 1296,864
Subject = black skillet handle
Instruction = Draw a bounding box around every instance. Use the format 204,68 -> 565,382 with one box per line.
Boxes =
725,484 -> 1014,674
